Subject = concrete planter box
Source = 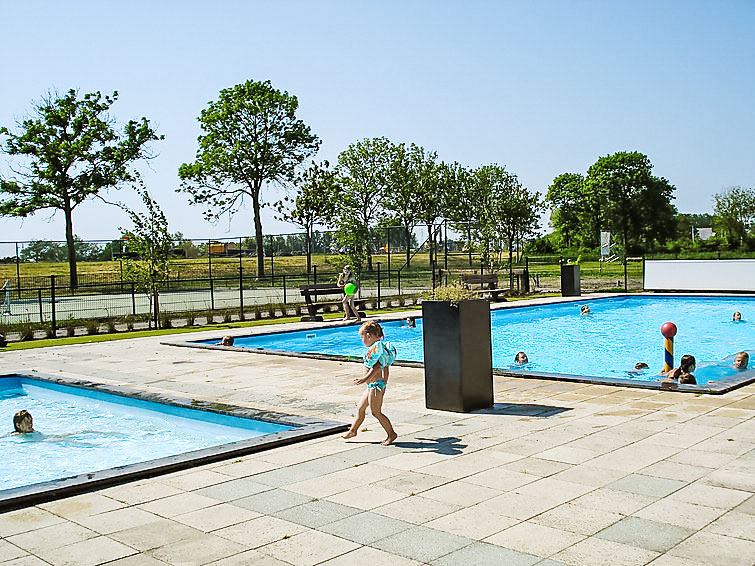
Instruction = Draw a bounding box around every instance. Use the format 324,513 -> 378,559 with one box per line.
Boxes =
421,299 -> 493,412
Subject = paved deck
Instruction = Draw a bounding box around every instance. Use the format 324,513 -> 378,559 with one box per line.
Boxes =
1,314 -> 753,565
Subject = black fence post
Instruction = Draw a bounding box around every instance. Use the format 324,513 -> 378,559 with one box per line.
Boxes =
387,230 -> 391,286
131,282 -> 136,315
282,274 -> 287,304
238,265 -> 244,318
15,242 -> 21,299
50,275 -> 56,335
377,262 -> 381,308
38,289 -> 43,323
313,266 -> 318,303
210,276 -> 215,311
397,269 -> 401,296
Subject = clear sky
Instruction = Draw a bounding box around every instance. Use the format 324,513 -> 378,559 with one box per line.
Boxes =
1,0 -> 753,244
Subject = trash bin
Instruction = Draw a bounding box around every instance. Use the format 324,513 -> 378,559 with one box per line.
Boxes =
561,264 -> 581,296
421,299 -> 493,412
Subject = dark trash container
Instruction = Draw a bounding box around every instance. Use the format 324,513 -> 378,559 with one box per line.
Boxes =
421,299 -> 493,412
561,264 -> 581,297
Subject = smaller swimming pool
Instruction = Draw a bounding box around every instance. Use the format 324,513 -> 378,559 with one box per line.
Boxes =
0,372 -> 346,510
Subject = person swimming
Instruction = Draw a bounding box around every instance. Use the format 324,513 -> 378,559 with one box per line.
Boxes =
733,311 -> 742,322
733,351 -> 749,370
13,410 -> 34,433
219,335 -> 234,346
514,351 -> 529,364
404,317 -> 416,328
580,305 -> 590,315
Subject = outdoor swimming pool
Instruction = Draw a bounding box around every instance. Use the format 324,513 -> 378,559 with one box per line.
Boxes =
0,373 -> 345,509
195,295 -> 754,391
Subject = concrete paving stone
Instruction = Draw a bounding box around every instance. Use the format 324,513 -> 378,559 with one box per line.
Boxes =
0,539 -> 28,562
513,478 -> 594,504
638,460 -> 711,482
173,503 -> 261,532
318,510 -> 414,544
159,469 -> 233,491
284,473 -> 362,498
146,531 -> 247,566
371,524 -> 473,563
203,549 -> 290,565
210,458 -> 280,478
101,481 -> 184,505
669,482 -> 751,509
374,494 -> 462,524
645,555 -> 710,566
606,473 -> 688,498
667,530 -> 755,566
109,518 -> 204,552
317,544 -> 418,566
534,560 -> 568,566
213,515 -> 307,548
552,537 -> 659,566
701,463 -> 755,492
502,457 -> 572,477
7,521 -> 98,554
327,462 -> 402,485
337,443 -> 399,464
73,506 -> 162,535
425,504 -> 520,540
549,464 -> 628,487
734,494 -> 755,514
325,484 -> 407,510
704,510 -> 755,541
536,445 -> 600,465
485,521 -> 585,557
0,507 -> 66,537
194,478 -> 273,502
633,498 -> 724,530
248,465 -> 322,487
375,449 -> 454,471
530,502 -> 624,536
138,491 -> 221,518
464,467 -> 540,491
587,443 -> 681,472
97,555 -> 167,566
668,449 -> 738,469
595,516 -> 693,553
570,487 -> 658,515
369,469 -> 449,494
35,535 -> 136,566
230,488 -> 314,514
479,491 -> 562,521
257,528 -> 359,566
0,557 -> 54,566
271,499 -> 361,528
290,455 -> 357,477
420,480 -> 502,507
432,540 -> 540,566
37,492 -> 125,519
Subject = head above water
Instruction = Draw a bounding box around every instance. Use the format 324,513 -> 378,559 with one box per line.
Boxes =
220,336 -> 234,346
13,410 -> 33,433
733,311 -> 742,321
515,351 -> 528,364
680,354 -> 696,373
580,305 -> 590,314
405,317 -> 416,328
734,351 -> 749,370
635,362 -> 649,370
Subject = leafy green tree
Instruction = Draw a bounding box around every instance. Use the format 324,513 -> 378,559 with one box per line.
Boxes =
178,80 -> 319,276
411,148 -> 445,268
495,182 -> 544,275
442,162 -> 478,266
546,173 -> 587,248
336,137 -> 392,270
713,186 -> 755,250
120,182 -> 174,329
0,89 -> 161,288
275,161 -> 340,273
586,151 -> 676,255
675,213 -> 715,241
20,240 -> 67,263
383,142 -> 419,267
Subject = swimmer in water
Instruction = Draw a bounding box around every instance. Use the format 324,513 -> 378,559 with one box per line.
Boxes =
663,354 -> 696,385
733,311 -> 742,322
13,410 -> 34,433
635,362 -> 649,370
405,317 -> 416,328
733,351 -> 749,370
580,305 -> 590,315
219,335 -> 234,346
514,351 -> 529,364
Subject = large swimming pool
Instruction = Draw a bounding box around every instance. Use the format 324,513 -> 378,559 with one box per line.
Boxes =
0,373 -> 346,509
196,296 -> 754,390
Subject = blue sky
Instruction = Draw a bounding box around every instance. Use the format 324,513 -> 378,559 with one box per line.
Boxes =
1,0 -> 753,244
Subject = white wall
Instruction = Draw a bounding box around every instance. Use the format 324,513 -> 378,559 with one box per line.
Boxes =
644,259 -> 755,292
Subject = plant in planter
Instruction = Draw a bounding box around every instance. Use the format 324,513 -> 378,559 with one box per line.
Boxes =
421,284 -> 493,412
84,319 -> 99,335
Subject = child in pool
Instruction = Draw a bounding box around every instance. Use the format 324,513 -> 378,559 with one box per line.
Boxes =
733,351 -> 749,370
13,410 -> 34,433
580,305 -> 590,315
343,320 -> 397,445
219,335 -> 234,346
733,311 -> 742,322
514,351 -> 529,364
663,354 -> 697,385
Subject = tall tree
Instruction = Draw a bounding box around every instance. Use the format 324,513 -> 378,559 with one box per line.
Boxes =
0,89 -> 161,288
336,137 -> 392,270
275,160 -> 340,273
545,173 -> 587,248
713,186 -> 755,249
409,146 -> 444,268
442,162 -> 478,266
178,80 -> 319,276
383,142 -> 418,266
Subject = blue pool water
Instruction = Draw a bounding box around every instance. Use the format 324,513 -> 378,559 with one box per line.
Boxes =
220,296 -> 754,386
0,378 -> 292,492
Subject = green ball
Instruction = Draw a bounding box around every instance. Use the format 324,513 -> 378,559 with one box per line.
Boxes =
344,283 -> 356,295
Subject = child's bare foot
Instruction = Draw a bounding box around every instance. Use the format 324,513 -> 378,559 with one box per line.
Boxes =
342,431 -> 357,439
381,432 -> 397,446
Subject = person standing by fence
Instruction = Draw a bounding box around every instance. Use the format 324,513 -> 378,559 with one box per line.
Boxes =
337,265 -> 360,321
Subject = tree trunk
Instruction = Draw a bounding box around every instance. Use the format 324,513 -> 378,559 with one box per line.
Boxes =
467,226 -> 473,267
64,204 -> 78,290
405,226 -> 411,267
252,189 -> 265,277
305,228 -> 312,274
427,223 -> 434,268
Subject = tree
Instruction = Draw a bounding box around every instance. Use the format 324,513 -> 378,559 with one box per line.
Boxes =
586,151 -> 676,255
0,89 -> 161,288
713,186 -> 755,250
178,80 -> 319,276
383,142 -> 418,267
120,182 -> 174,329
545,173 -> 587,248
275,161 -> 340,273
336,137 -> 392,270
442,162 -> 478,266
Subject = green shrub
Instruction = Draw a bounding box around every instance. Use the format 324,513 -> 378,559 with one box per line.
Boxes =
160,314 -> 172,329
84,320 -> 99,335
65,321 -> 77,337
223,310 -> 233,323
186,312 -> 195,326
206,311 -> 215,324
106,319 -> 117,333
18,322 -> 35,341
425,283 -> 476,303
45,325 -> 56,339
124,315 -> 135,331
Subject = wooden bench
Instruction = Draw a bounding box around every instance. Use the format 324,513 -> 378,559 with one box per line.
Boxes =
459,273 -> 508,301
299,284 -> 368,322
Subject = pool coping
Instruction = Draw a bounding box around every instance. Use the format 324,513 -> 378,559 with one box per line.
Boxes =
162,293 -> 755,395
0,370 -> 348,512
